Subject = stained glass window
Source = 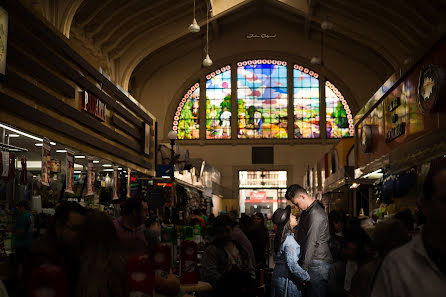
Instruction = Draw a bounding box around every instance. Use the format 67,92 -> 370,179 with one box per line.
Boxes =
237,60 -> 288,139
172,83 -> 200,139
206,66 -> 232,139
293,65 -> 320,138
172,63 -> 354,141
325,81 -> 354,138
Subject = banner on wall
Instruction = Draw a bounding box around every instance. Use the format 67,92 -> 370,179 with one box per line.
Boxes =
144,123 -> 151,155
87,157 -> 94,196
0,7 -> 9,75
41,138 -> 51,186
113,166 -> 119,200
65,150 -> 74,193
127,168 -> 131,199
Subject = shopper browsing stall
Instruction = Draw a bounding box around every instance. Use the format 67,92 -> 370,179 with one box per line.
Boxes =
113,197 -> 148,258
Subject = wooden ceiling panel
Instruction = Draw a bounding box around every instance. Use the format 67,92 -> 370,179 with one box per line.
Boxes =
60,0 -> 444,94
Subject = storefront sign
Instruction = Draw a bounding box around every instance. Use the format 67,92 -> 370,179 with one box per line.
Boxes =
250,191 -> 266,200
113,166 -> 119,199
418,64 -> 445,112
82,91 -> 106,121
386,122 -> 406,143
87,157 -> 94,196
65,150 -> 74,193
0,7 -> 8,75
387,97 -> 401,112
41,138 -> 51,186
246,191 -> 270,203
144,123 -> 151,155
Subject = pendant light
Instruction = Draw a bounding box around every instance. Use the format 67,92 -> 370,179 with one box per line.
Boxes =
202,0 -> 213,67
188,0 -> 200,33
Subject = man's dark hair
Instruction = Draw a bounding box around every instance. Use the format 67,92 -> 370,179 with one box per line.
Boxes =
193,209 -> 201,215
213,214 -> 233,232
17,200 -> 31,211
285,184 -> 308,200
121,197 -> 146,216
423,157 -> 446,201
54,201 -> 87,225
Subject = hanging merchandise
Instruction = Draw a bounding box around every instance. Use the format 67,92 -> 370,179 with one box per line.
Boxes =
105,173 -> 112,188
127,168 -> 131,199
87,157 -> 94,196
20,157 -> 27,185
1,151 -> 8,180
65,150 -> 74,194
0,151 -> 16,182
113,166 -> 119,200
41,137 -> 51,186
393,168 -> 417,198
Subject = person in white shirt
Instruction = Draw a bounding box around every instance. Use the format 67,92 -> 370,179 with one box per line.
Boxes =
219,108 -> 231,137
371,157 -> 446,297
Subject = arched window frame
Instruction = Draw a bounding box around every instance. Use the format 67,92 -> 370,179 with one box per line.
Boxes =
171,59 -> 354,142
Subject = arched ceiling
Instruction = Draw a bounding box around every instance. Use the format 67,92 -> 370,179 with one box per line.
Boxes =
21,0 -> 446,107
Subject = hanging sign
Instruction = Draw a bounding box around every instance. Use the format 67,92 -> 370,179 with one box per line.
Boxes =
113,165 -> 119,200
87,157 -> 94,196
65,150 -> 74,193
41,138 -> 51,186
127,168 -> 131,199
0,7 -> 8,75
82,91 -> 106,121
144,123 -> 151,155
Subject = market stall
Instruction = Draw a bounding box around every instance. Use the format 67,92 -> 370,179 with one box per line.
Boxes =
354,36 -> 446,222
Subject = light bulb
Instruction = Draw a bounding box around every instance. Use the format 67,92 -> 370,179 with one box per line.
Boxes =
188,18 -> 200,33
321,19 -> 333,31
310,57 -> 321,65
202,54 -> 213,67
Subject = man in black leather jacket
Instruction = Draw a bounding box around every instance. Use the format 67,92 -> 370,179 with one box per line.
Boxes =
286,184 -> 332,297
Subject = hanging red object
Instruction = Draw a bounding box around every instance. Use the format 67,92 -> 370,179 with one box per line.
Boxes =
180,240 -> 198,284
125,255 -> 155,297
28,265 -> 68,297
151,243 -> 172,274
20,157 -> 27,185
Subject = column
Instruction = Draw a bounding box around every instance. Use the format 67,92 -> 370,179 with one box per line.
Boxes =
231,62 -> 238,140
287,61 -> 294,139
200,76 -> 206,140
319,74 -> 327,139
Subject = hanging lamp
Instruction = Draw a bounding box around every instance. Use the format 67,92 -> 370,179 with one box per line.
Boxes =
188,0 -> 200,33
202,0 -> 212,67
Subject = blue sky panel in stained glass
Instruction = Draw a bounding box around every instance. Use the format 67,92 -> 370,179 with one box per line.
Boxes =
293,66 -> 320,138
237,60 -> 288,139
206,67 -> 232,139
173,83 -> 200,139
326,81 -> 354,138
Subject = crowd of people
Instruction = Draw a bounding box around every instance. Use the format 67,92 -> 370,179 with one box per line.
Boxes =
6,157 -> 446,297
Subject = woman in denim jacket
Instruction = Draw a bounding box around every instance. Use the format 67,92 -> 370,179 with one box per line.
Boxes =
271,206 -> 310,297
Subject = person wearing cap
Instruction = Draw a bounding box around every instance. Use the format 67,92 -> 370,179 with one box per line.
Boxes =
271,206 -> 310,297
285,184 -> 332,297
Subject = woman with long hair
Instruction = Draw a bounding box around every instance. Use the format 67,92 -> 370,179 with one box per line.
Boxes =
75,211 -> 125,297
271,206 -> 310,297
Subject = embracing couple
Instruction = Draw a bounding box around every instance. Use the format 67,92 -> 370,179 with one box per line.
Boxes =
272,184 -> 332,297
